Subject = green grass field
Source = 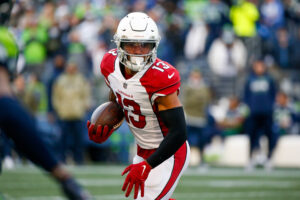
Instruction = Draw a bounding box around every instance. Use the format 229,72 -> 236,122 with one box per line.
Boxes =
1,165 -> 300,200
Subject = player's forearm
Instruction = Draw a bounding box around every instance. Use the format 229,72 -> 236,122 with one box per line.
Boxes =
146,106 -> 187,168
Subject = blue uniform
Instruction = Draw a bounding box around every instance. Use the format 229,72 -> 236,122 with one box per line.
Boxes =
244,73 -> 277,158
0,97 -> 58,172
244,74 -> 276,114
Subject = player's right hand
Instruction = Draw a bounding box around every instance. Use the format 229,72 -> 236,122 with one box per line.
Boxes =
87,120 -> 114,144
121,161 -> 152,199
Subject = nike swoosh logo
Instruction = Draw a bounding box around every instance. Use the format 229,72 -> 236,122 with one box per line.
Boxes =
168,72 -> 175,79
141,165 -> 146,175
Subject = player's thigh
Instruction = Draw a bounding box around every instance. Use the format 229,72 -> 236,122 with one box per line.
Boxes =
134,142 -> 190,200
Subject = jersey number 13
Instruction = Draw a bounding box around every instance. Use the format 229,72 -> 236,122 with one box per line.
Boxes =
116,93 -> 146,129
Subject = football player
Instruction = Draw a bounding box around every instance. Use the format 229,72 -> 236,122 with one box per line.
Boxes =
87,12 -> 190,200
0,1 -> 90,199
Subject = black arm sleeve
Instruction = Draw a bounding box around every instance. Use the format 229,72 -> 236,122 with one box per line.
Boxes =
146,106 -> 187,168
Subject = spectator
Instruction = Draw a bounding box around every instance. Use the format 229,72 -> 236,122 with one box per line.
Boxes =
273,27 -> 293,68
208,28 -> 247,78
273,91 -> 299,136
259,0 -> 285,55
283,0 -> 300,28
98,15 -> 119,50
230,0 -> 260,38
216,96 -> 249,137
47,21 -> 66,58
54,1 -> 72,53
38,2 -> 55,29
184,20 -> 208,60
182,69 -> 211,164
52,62 -> 91,164
292,26 -> 300,69
159,12 -> 187,65
67,30 -> 90,78
131,0 -> 147,12
76,13 -> 101,53
183,0 -> 207,22
21,18 -> 48,80
260,0 -> 285,31
23,73 -> 48,116
46,54 -> 66,116
200,96 -> 249,170
208,27 -> 247,98
230,0 -> 260,59
45,54 -> 66,158
204,97 -> 249,157
73,1 -> 91,21
244,59 -> 277,171
202,0 -> 230,54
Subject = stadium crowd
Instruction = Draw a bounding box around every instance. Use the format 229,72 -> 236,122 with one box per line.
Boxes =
1,0 -> 300,170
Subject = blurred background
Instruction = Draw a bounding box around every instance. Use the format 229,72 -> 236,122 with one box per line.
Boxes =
1,0 -> 300,199
1,0 -> 300,172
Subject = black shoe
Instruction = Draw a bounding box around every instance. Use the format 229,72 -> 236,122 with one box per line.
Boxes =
60,178 -> 91,200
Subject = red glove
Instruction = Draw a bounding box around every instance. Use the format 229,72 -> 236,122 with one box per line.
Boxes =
87,120 -> 114,144
121,161 -> 152,199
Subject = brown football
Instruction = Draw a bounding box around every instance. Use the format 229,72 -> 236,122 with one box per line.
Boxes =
90,101 -> 124,132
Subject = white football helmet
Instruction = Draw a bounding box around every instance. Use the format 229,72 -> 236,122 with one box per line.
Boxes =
114,12 -> 160,71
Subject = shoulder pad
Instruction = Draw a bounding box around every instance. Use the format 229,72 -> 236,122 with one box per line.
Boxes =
100,49 -> 118,80
140,59 -> 181,96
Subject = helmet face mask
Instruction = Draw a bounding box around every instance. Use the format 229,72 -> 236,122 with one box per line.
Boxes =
120,41 -> 155,71
114,12 -> 160,72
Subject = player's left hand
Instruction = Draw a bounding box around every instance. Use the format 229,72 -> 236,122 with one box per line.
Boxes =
121,161 -> 152,199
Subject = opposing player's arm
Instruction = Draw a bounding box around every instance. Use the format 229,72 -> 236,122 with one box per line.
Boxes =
146,92 -> 187,168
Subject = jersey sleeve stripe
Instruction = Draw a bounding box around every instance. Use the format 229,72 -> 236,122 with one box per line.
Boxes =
150,81 -> 180,104
153,81 -> 180,95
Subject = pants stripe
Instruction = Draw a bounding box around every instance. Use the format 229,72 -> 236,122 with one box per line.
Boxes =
155,142 -> 188,200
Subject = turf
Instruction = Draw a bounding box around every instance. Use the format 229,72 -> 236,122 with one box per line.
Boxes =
0,165 -> 300,200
